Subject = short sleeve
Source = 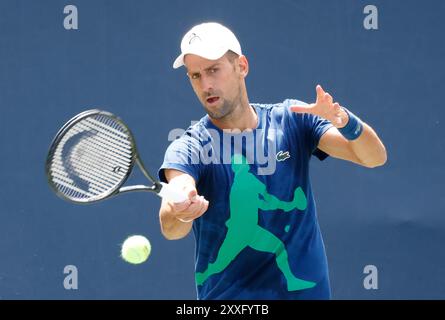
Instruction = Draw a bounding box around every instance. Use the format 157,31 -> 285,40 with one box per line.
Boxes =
306,113 -> 333,160
158,132 -> 203,183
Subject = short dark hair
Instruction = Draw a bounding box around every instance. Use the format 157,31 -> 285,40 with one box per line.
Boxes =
225,50 -> 239,64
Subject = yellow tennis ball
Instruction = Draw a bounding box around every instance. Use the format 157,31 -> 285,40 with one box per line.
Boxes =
121,235 -> 151,264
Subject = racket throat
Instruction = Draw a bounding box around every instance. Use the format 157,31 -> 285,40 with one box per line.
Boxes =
119,185 -> 159,194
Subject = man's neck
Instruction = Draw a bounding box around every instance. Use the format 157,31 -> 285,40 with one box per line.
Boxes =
209,100 -> 257,131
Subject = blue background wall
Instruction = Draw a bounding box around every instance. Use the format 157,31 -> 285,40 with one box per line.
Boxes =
0,0 -> 444,299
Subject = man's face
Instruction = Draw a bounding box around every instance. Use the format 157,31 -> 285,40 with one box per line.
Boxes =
184,53 -> 245,120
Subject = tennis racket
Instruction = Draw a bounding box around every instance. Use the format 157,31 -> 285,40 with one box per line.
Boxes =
45,109 -> 187,204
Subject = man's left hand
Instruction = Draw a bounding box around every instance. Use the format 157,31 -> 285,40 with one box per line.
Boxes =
290,84 -> 348,128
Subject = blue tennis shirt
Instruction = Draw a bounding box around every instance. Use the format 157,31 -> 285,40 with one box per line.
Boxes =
159,99 -> 333,299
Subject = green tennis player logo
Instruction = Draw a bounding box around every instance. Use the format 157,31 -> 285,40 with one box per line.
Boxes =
195,154 -> 316,291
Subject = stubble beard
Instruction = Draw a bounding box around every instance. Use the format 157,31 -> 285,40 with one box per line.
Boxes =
204,85 -> 243,121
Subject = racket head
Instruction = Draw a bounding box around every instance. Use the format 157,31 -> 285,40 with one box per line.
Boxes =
45,109 -> 136,203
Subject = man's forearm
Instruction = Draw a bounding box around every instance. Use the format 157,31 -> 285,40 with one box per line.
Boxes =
335,107 -> 387,168
348,122 -> 387,168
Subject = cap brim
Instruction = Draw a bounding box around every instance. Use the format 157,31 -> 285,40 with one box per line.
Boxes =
173,54 -> 185,69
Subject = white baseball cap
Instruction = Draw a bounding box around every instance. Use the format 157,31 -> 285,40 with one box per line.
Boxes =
173,22 -> 242,69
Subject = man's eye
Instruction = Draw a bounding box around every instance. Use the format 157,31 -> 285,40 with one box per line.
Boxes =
191,73 -> 200,80
209,68 -> 218,73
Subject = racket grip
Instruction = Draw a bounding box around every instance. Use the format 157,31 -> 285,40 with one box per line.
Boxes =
158,182 -> 188,203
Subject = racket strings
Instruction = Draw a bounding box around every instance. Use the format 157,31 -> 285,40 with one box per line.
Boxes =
57,125 -> 131,171
58,124 -> 131,177
51,145 -> 124,197
49,114 -> 133,201
52,152 -> 119,192
84,117 -> 132,152
52,134 -> 130,196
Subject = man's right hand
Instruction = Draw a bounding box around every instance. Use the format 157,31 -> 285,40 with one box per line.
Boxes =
159,170 -> 208,239
169,185 -> 209,223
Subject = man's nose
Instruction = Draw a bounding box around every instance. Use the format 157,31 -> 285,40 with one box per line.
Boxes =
200,75 -> 213,93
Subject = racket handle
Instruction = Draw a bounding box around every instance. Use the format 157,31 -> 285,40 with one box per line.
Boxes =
158,182 -> 188,203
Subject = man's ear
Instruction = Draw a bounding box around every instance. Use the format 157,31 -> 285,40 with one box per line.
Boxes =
238,55 -> 249,77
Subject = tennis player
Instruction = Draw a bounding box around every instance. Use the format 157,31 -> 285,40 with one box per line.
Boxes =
158,22 -> 387,299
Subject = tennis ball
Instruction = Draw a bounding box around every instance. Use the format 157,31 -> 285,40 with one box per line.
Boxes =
121,235 -> 151,264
